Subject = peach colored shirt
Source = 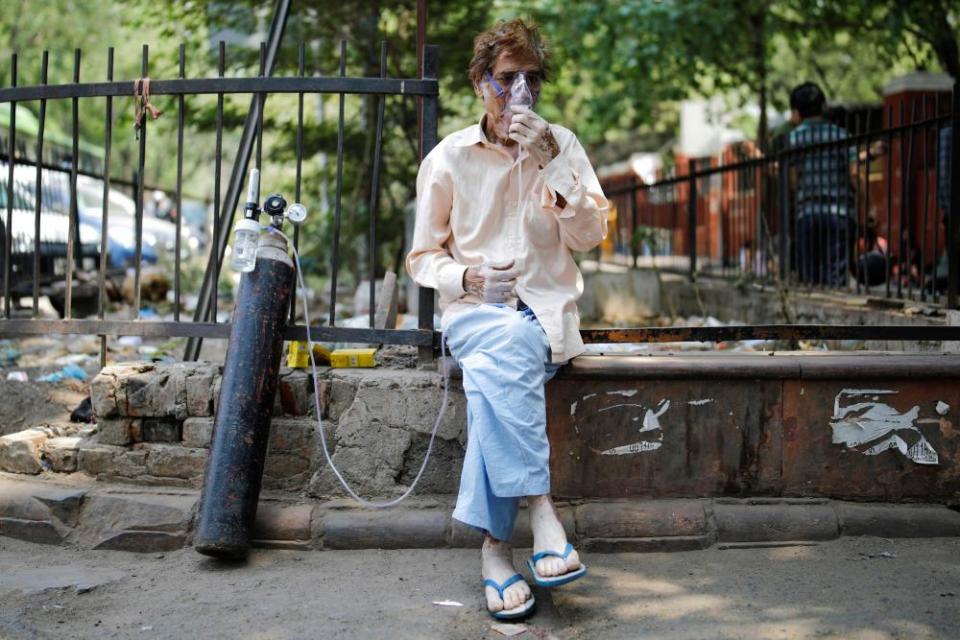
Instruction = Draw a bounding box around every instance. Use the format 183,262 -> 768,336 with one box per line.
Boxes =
405,118 -> 609,363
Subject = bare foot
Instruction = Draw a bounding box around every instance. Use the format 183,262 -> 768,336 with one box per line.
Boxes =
528,494 -> 581,577
481,535 -> 532,613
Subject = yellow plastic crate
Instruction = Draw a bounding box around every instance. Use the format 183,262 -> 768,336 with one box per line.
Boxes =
286,341 -> 332,368
329,348 -> 377,368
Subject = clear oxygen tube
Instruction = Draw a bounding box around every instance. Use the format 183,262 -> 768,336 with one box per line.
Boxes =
507,72 -> 533,235
264,226 -> 451,509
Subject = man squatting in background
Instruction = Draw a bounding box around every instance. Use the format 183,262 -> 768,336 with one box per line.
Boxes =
406,19 -> 609,619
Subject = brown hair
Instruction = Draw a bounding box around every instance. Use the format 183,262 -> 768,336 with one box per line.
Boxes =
468,18 -> 550,88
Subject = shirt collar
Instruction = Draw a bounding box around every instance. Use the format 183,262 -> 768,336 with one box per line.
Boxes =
452,114 -> 495,147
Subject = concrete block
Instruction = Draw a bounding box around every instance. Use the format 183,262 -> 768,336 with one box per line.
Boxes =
141,418 -> 182,443
96,418 -> 142,446
144,444 -> 207,480
89,368 -> 123,418
253,503 -> 314,542
263,453 -> 310,489
111,449 -> 150,478
278,370 -> 313,416
0,428 -> 48,474
714,503 -> 839,542
74,492 -> 196,552
94,362 -> 216,421
182,417 -> 214,448
0,518 -> 65,544
43,436 -> 82,472
78,444 -> 124,476
186,365 -> 219,417
0,477 -> 87,524
576,500 -> 708,539
322,508 -> 448,549
269,418 -> 314,454
838,503 -> 960,538
0,477 -> 88,544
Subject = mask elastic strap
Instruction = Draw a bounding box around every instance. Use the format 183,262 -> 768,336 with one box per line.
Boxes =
485,71 -> 506,97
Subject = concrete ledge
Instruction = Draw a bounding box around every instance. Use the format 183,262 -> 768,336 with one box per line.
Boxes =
2,474 -> 958,553
558,353 -> 960,380
713,504 -> 839,543
576,500 -> 707,539
838,503 -> 960,538
322,508 -> 449,550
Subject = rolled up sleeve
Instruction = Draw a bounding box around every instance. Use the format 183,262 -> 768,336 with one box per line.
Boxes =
404,149 -> 468,300
539,130 -> 609,252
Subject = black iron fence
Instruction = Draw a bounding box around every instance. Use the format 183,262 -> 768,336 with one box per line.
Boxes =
0,34 -> 958,359
0,33 -> 441,364
604,87 -> 960,312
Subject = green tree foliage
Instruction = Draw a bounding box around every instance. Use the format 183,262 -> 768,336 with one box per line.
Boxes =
0,0 -> 947,300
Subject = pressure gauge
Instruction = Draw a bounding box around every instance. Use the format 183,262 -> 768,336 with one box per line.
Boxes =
287,202 -> 307,225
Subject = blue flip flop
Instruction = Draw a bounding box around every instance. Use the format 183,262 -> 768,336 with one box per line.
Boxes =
527,542 -> 587,587
484,573 -> 536,620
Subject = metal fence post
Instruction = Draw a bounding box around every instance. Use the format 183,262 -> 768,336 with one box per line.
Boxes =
417,45 -> 439,366
949,83 -> 960,308
779,151 -> 790,283
629,180 -> 638,268
687,158 -> 697,281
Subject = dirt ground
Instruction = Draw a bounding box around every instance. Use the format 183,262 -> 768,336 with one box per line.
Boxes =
1,536 -> 958,640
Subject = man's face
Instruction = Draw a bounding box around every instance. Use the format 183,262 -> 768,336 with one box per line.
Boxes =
478,50 -> 543,144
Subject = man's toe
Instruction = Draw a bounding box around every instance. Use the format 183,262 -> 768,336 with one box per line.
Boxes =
486,589 -> 504,612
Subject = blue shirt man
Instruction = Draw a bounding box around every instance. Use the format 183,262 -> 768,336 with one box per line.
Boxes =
787,83 -> 856,286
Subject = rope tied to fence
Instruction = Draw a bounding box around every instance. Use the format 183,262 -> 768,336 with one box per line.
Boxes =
133,77 -> 162,138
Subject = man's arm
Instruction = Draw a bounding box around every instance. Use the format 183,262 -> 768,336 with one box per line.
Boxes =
404,150 -> 467,300
539,132 -> 609,252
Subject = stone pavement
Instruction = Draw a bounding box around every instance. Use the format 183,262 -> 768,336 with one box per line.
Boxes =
2,473 -> 959,553
1,535 -> 958,639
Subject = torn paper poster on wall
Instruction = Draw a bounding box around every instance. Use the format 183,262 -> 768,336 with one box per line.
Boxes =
829,389 -> 939,465
573,393 -> 671,456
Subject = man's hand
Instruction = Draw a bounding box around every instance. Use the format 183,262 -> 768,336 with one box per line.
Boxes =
508,105 -> 560,168
463,259 -> 520,303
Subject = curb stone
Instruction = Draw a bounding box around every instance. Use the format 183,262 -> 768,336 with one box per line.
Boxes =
2,473 -> 959,553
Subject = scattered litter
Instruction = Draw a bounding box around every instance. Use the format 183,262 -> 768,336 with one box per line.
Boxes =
70,397 -> 95,423
6,371 -> 28,381
37,363 -> 88,383
54,353 -> 95,367
117,336 -> 143,347
859,550 -> 897,559
0,345 -> 21,365
431,600 -> 463,607
330,348 -> 377,368
138,345 -> 159,356
287,340 -> 332,368
491,622 -> 528,636
141,625 -> 153,631
936,401 -> 950,416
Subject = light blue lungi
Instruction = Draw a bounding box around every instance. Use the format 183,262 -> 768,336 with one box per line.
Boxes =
444,303 -> 564,542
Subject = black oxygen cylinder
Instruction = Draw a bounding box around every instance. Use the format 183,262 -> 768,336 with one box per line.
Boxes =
195,230 -> 293,558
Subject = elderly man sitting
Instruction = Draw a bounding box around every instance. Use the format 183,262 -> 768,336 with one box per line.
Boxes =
406,18 -> 608,619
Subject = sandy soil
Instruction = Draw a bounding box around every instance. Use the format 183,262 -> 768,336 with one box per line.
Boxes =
1,535 -> 958,639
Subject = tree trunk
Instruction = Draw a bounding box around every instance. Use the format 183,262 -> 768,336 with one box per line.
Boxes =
750,8 -> 768,151
930,11 -> 960,79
